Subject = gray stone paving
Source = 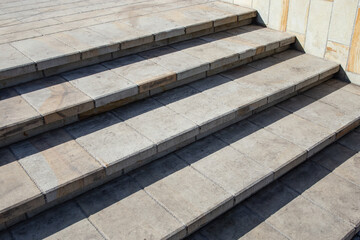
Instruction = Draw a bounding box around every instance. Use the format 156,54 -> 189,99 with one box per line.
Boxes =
0,0 -> 256,86
15,76 -> 94,124
0,55 -> 349,229
0,2 -> 358,236
188,125 -> 360,240
61,64 -> 138,108
0,25 -> 297,147
0,80 -> 359,238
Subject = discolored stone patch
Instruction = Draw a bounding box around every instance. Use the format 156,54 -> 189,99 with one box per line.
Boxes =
0,88 -> 43,138
11,36 -> 80,70
131,154 -> 233,234
15,76 -> 94,124
102,54 -> 176,93
77,176 -> 186,240
11,201 -> 104,240
0,148 -> 44,224
62,64 -> 138,108
10,129 -> 104,202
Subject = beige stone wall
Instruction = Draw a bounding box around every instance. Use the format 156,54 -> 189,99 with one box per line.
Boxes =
225,0 -> 360,85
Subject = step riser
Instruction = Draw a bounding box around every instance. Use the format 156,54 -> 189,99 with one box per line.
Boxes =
0,69 -> 339,230
0,38 -> 293,148
0,15 -> 256,90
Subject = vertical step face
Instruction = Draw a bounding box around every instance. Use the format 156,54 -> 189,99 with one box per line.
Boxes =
0,50 -> 342,229
0,25 -> 296,148
0,1 -> 257,88
1,81 -> 360,239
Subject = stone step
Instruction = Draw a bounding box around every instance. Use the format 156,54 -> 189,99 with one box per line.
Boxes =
188,127 -> 360,240
0,50 -> 339,229
0,25 -> 296,147
0,0 -> 257,88
1,81 -> 359,239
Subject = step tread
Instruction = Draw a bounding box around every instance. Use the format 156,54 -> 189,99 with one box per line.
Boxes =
0,25 -> 296,146
0,51 -> 340,228
188,133 -> 360,240
0,0 -> 256,84
2,82 -> 360,239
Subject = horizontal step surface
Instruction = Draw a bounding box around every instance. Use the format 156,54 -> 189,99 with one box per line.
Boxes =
0,25 -> 296,147
0,0 -> 257,87
188,127 -> 360,240
1,81 -> 360,239
0,50 -> 342,229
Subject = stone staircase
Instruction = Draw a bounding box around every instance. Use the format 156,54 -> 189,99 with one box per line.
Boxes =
0,1 -> 359,239
1,24 -> 297,147
187,128 -> 360,240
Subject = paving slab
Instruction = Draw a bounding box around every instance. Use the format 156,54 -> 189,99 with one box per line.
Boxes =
139,46 -> 209,80
77,175 -> 186,240
66,112 -> 156,176
158,8 -> 214,34
88,21 -> 153,50
325,79 -> 360,96
36,17 -> 100,35
200,32 -> 256,59
311,143 -> 360,186
102,54 -> 176,93
189,74 -> 266,115
15,76 -> 94,124
303,82 -> 360,115
0,19 -> 60,35
0,148 -> 44,224
11,201 -> 104,240
278,94 -> 360,134
215,120 -> 307,179
176,135 -> 272,203
282,161 -> 360,228
273,50 -> 340,80
61,64 -> 138,108
153,85 -> 236,134
0,30 -> 42,45
131,154 -> 233,234
249,107 -> 335,157
338,130 -> 360,152
0,43 -> 35,80
144,0 -> 209,14
207,1 -> 255,19
176,3 -> 237,27
221,65 -> 295,103
171,38 -> 239,69
187,205 -> 288,240
226,25 -> 295,51
50,28 -> 119,59
11,36 -> 80,70
52,1 -> 148,23
10,129 -> 104,202
123,14 -> 185,41
247,54 -> 333,92
245,182 -> 354,240
113,98 -> 199,153
0,88 -> 43,138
